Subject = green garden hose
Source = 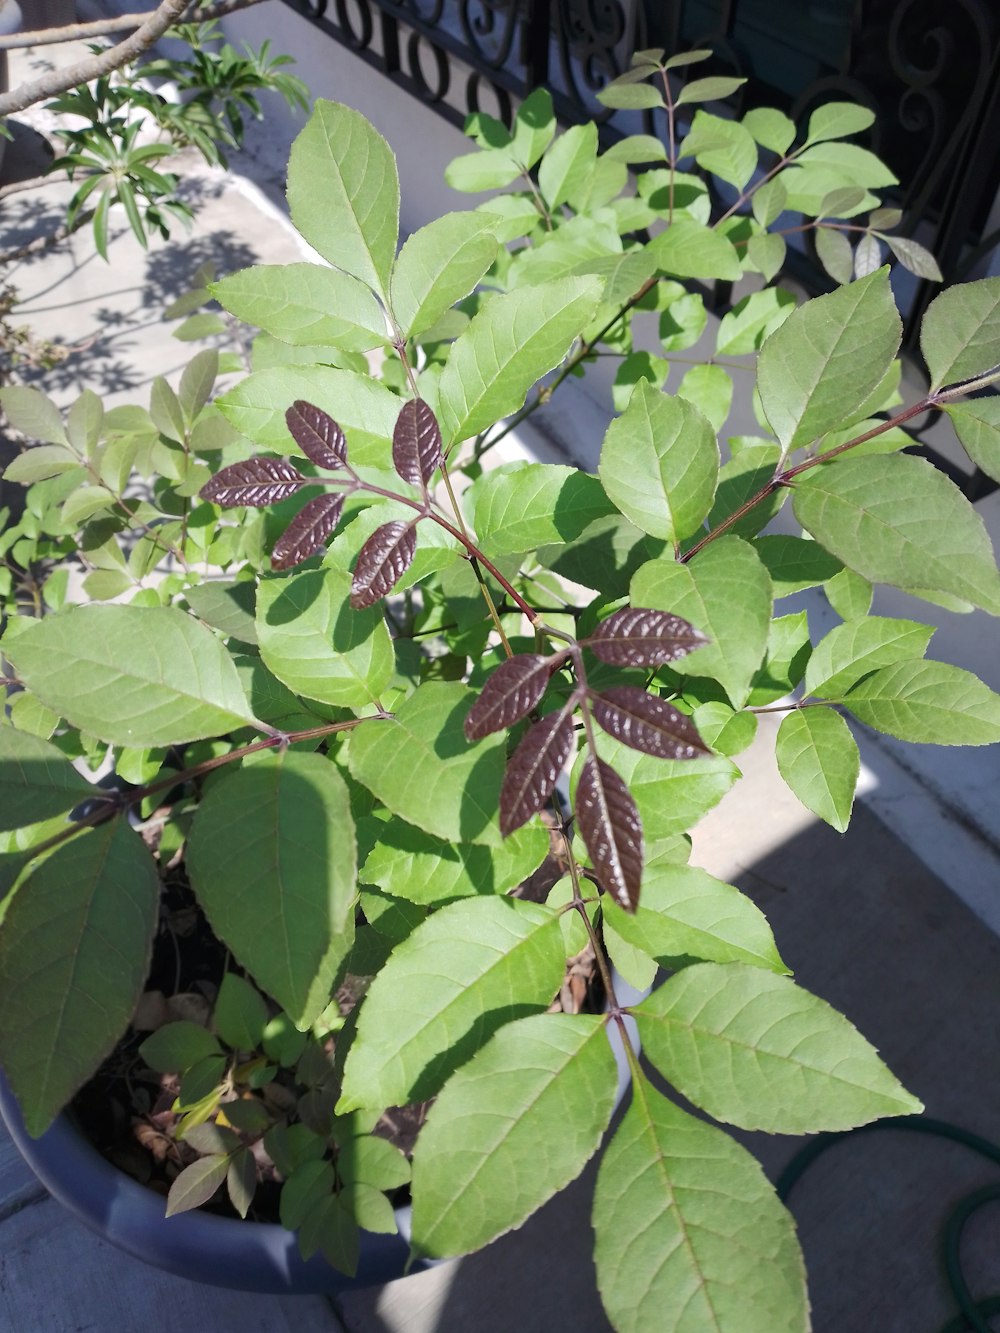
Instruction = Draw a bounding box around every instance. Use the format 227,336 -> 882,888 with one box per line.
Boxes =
776,1116 -> 1000,1333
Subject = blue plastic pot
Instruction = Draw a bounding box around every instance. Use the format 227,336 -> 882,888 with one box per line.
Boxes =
0,974 -> 642,1293
0,1069 -> 424,1294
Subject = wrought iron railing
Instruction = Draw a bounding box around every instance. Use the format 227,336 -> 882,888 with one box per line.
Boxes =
281,0 -> 1000,495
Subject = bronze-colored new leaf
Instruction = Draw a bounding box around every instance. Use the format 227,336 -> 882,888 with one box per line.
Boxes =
499,708 -> 576,836
350,520 -> 417,608
286,400 -> 348,470
585,606 -> 708,668
464,654 -> 555,740
200,457 -> 308,508
393,398 -> 443,489
575,753 -> 643,911
591,686 -> 709,760
271,493 -> 345,570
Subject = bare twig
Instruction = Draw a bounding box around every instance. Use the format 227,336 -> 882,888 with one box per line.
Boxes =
0,0 -> 268,53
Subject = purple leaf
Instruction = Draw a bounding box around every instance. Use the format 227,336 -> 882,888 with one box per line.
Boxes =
464,654 -> 554,741
591,686 -> 709,760
392,398 -> 443,489
585,607 -> 708,668
575,753 -> 643,911
271,492 -> 345,570
350,520 -> 417,608
499,709 -> 576,836
286,400 -> 347,470
200,457 -> 308,508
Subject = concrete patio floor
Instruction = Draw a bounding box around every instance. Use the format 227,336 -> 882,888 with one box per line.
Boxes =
3,27 -> 1000,1333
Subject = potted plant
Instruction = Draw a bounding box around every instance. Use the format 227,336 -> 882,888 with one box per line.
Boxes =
2,51 -> 1000,1331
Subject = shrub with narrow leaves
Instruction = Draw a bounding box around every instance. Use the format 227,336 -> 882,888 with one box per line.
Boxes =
2,52 -> 1000,1333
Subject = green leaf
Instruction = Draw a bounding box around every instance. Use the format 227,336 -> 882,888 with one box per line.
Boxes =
0,728 -> 92,832
178,349 -> 218,424
884,235 -> 942,282
792,453 -> 1000,615
747,611 -> 812,706
538,122 -> 599,209
3,606 -> 259,747
185,580 -> 258,645
692,701 -> 758,757
593,1081 -> 808,1333
507,216 -> 621,291
804,101 -> 876,144
797,142 -> 896,189
390,213 -> 499,340
338,897 -> 566,1110
411,1013 -> 617,1256
716,288 -> 795,356
680,110 -> 757,188
636,963 -> 923,1132
842,660 -> 1000,744
603,919 -> 658,992
824,566 -> 872,619
612,351 -> 669,413
649,218 -> 742,282
603,133 -> 668,165
757,268 -> 901,447
753,534 -> 842,596
348,682 -> 506,845
604,863 -> 786,971
187,749 -> 357,1028
0,819 -> 159,1136
150,377 -> 186,443
468,462 -> 616,557
676,364 -> 733,433
361,819 -> 548,906
814,226 -> 854,286
437,276 -> 604,446
804,615 -> 935,698
742,107 -> 795,155
2,446 -> 82,485
166,1156 -> 230,1217
775,707 -> 860,832
631,537 -> 773,708
227,1150 -> 257,1219
139,1021 -> 222,1073
541,514 -> 666,597
286,100 -> 399,300
213,972 -> 269,1050
596,82 -> 664,111
599,382 -> 718,543
675,75 -> 747,106
921,278 -> 1000,391
256,567 -> 394,709
945,397 -> 1000,483
746,232 -> 786,283
0,386 -> 67,445
510,87 -> 556,170
212,265 -> 389,351
216,366 -> 400,465
444,148 -> 522,193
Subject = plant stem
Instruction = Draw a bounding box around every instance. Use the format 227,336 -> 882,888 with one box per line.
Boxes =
679,388 -> 958,564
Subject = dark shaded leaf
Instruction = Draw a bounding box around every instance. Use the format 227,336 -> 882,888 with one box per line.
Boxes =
200,457 -> 308,508
499,709 -> 576,836
591,686 -> 709,760
271,492 -> 345,571
286,400 -> 347,469
350,520 -> 417,608
227,1150 -> 258,1219
165,1154 -> 229,1216
464,654 -> 554,740
585,607 -> 708,667
393,398 -> 443,489
575,753 -> 643,911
